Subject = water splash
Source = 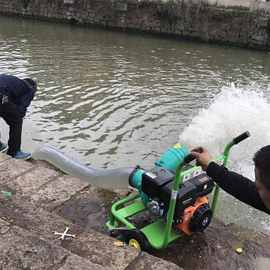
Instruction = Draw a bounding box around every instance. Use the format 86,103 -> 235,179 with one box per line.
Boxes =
179,84 -> 270,178
179,84 -> 270,231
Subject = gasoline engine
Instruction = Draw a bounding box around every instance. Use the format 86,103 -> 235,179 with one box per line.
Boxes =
129,144 -> 214,235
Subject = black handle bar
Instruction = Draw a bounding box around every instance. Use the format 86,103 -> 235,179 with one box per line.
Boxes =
232,131 -> 250,145
183,132 -> 250,165
183,154 -> 196,164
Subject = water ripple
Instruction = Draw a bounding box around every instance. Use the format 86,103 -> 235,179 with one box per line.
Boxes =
0,15 -> 269,168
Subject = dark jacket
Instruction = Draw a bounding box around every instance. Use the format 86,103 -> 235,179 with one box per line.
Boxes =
207,162 -> 270,214
0,74 -> 35,117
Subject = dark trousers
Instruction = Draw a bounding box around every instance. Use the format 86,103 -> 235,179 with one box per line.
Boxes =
0,102 -> 23,157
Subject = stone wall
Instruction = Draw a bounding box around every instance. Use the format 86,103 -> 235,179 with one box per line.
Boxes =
0,0 -> 270,49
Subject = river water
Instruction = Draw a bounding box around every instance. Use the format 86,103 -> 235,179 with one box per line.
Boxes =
1,15 -> 270,232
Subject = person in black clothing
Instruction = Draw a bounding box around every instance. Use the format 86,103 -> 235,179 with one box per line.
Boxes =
191,146 -> 270,214
0,74 -> 37,159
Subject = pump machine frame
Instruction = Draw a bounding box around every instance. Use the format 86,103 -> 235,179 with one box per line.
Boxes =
106,132 -> 250,251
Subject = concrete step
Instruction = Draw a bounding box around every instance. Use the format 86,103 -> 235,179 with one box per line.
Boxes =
0,218 -> 110,270
3,152 -> 270,269
0,153 -> 183,270
0,193 -> 182,270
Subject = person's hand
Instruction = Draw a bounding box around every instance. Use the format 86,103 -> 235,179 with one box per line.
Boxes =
191,147 -> 212,171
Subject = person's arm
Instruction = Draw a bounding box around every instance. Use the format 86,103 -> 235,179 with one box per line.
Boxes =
207,162 -> 270,214
17,89 -> 35,117
191,147 -> 270,214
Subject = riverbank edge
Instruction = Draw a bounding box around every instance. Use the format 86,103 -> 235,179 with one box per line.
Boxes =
0,0 -> 270,50
0,152 -> 270,269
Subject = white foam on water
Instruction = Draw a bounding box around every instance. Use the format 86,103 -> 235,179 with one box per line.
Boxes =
179,83 -> 270,231
179,84 -> 270,179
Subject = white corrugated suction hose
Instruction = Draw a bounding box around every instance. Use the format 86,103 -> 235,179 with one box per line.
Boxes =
32,145 -> 134,189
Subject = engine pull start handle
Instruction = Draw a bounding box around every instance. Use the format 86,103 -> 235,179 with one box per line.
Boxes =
232,131 -> 250,145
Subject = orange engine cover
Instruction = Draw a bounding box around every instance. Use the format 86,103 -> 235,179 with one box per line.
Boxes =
176,196 -> 209,235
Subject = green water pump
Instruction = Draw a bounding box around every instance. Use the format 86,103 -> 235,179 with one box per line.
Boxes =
107,131 -> 250,251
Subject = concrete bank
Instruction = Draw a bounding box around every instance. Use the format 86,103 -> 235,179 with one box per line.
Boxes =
0,153 -> 181,270
0,152 -> 270,269
0,0 -> 270,50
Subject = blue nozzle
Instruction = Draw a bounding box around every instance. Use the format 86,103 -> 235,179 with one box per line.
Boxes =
130,168 -> 144,190
130,168 -> 149,204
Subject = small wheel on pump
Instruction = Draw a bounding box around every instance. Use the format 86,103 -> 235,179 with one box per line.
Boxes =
108,228 -> 150,251
117,229 -> 150,251
128,238 -> 142,251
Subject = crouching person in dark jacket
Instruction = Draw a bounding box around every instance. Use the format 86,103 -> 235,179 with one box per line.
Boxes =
0,74 -> 37,159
